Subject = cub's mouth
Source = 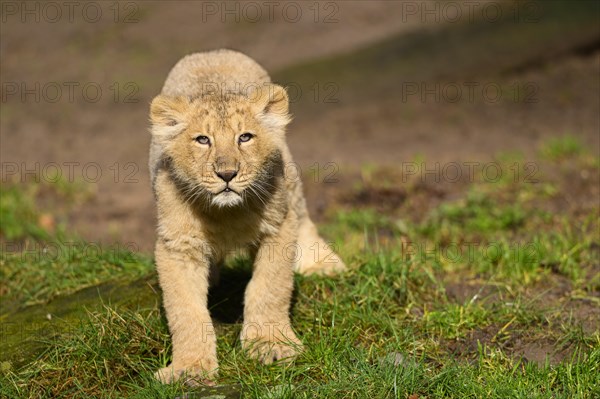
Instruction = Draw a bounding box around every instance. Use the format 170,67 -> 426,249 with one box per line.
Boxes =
211,186 -> 244,208
217,187 -> 239,195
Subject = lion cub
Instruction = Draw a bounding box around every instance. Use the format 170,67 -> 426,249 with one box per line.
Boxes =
149,49 -> 345,385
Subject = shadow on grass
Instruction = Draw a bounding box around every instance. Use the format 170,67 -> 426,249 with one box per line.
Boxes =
207,257 -> 300,324
208,259 -> 252,324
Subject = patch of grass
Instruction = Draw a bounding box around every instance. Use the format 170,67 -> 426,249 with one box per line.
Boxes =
320,209 -> 398,261
0,306 -> 180,398
0,182 -> 152,311
0,239 -> 153,310
539,135 -> 584,161
420,189 -> 527,237
1,259 -> 598,397
0,185 -> 50,241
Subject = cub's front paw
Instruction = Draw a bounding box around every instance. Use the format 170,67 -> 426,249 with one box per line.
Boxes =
154,358 -> 218,387
244,339 -> 302,364
241,324 -> 303,365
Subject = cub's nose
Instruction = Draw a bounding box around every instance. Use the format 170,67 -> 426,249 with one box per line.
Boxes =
216,170 -> 238,183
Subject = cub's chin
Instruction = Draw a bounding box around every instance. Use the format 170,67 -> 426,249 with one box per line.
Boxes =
211,190 -> 243,208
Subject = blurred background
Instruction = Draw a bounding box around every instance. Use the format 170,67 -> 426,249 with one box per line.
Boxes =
1,0 -> 598,251
1,1 -> 599,396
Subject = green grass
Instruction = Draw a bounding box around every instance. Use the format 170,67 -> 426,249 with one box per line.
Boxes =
1,145 -> 598,398
0,239 -> 153,310
540,135 -> 584,161
0,177 -> 93,242
0,185 -> 51,242
0,183 -> 153,311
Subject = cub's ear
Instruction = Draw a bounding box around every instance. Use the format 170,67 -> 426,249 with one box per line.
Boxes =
149,95 -> 189,133
250,84 -> 291,129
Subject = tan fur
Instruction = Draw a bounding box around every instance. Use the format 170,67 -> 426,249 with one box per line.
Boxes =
149,49 -> 345,385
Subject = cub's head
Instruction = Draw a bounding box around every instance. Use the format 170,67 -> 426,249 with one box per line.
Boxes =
150,84 -> 290,208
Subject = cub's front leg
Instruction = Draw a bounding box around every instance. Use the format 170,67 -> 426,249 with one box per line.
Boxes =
154,240 -> 218,386
241,214 -> 303,364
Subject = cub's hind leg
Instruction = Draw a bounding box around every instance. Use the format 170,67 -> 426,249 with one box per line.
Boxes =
295,216 -> 346,276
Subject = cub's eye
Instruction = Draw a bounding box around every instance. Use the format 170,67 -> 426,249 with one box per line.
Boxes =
195,135 -> 210,145
239,133 -> 254,144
